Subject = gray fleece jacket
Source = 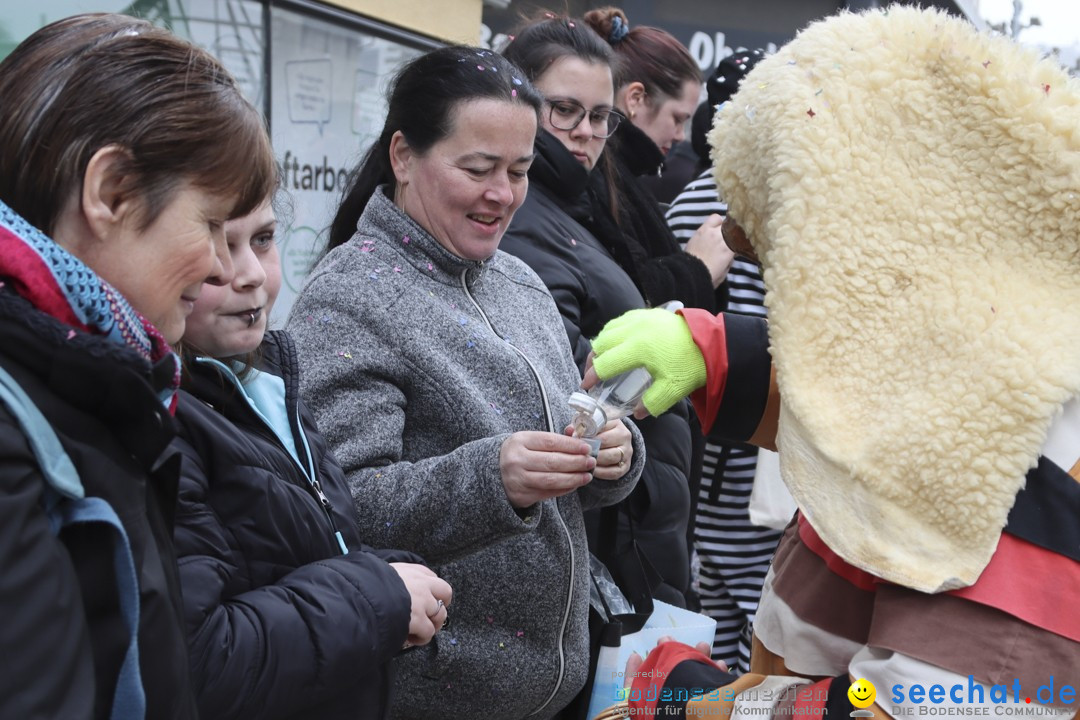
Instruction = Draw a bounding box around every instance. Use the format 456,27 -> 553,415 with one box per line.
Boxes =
285,188 -> 642,720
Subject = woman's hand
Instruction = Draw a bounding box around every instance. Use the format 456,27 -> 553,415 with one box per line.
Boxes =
390,563 -> 453,649
684,213 -> 735,287
569,419 -> 632,481
500,431 -> 597,508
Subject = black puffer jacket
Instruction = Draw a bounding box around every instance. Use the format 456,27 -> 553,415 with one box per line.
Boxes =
0,288 -> 197,719
501,130 -> 694,606
586,120 -> 725,313
172,330 -> 418,720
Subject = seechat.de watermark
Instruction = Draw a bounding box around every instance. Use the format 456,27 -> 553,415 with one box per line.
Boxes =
888,677 -> 1076,716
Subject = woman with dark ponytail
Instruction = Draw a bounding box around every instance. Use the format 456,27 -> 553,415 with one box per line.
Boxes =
287,45 -> 642,719
324,48 -> 478,253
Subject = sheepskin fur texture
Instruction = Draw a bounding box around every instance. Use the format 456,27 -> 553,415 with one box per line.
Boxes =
710,5 -> 1080,592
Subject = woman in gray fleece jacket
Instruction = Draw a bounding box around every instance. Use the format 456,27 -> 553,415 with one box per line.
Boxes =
286,46 -> 643,720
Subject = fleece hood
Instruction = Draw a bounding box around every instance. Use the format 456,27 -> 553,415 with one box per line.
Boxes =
710,5 -> 1080,592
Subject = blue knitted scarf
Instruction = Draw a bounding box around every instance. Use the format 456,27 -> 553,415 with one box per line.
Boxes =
0,199 -> 180,412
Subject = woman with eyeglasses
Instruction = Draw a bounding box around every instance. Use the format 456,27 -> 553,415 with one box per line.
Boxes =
501,13 -> 699,613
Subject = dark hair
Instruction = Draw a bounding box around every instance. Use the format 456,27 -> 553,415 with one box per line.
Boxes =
502,12 -> 620,230
500,11 -> 614,85
692,49 -> 766,165
178,167 -> 288,378
230,178 -> 292,379
707,49 -> 766,108
326,45 -> 543,253
583,7 -> 702,102
0,13 -> 276,236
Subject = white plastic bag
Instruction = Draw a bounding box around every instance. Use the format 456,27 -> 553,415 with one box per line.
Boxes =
748,449 -> 798,530
585,600 -> 717,719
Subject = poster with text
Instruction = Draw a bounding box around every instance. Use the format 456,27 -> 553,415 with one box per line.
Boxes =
270,5 -> 424,324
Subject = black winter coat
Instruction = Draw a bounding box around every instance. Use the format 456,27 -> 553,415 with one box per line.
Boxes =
0,289 -> 198,719
501,130 -> 694,607
172,330 -> 418,720
589,123 -> 717,595
586,120 -> 725,313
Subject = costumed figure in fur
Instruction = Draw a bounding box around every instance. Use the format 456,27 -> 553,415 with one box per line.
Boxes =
586,6 -> 1080,719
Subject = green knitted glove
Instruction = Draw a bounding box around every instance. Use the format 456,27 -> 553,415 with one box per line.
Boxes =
591,308 -> 707,416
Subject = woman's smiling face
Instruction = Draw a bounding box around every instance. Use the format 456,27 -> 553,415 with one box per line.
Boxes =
391,98 -> 538,261
83,180 -> 235,345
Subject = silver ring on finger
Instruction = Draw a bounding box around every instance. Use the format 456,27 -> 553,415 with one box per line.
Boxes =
429,599 -> 444,618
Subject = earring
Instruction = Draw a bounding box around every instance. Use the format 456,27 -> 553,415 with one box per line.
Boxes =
394,181 -> 407,207
630,110 -> 636,119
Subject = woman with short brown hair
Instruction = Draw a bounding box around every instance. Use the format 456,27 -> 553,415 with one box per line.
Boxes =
0,13 -> 276,718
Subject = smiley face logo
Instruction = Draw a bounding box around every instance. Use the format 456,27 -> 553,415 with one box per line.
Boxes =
848,678 -> 876,709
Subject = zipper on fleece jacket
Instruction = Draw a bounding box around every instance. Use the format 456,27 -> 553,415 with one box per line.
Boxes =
459,268 -> 574,718
194,357 -> 349,556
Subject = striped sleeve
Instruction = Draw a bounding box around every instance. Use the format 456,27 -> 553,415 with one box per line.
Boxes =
666,170 -> 727,244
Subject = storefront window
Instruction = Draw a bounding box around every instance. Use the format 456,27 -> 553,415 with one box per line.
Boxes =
2,1 -> 265,107
269,4 -> 425,321
2,0 -> 436,322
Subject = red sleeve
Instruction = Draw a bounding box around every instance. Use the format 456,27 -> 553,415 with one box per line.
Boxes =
679,308 -> 729,436
794,678 -> 832,716
629,642 -> 722,716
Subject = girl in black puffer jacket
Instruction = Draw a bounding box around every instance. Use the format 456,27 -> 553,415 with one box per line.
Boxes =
172,198 -> 452,720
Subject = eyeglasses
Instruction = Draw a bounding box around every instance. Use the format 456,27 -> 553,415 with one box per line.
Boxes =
546,99 -> 624,139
